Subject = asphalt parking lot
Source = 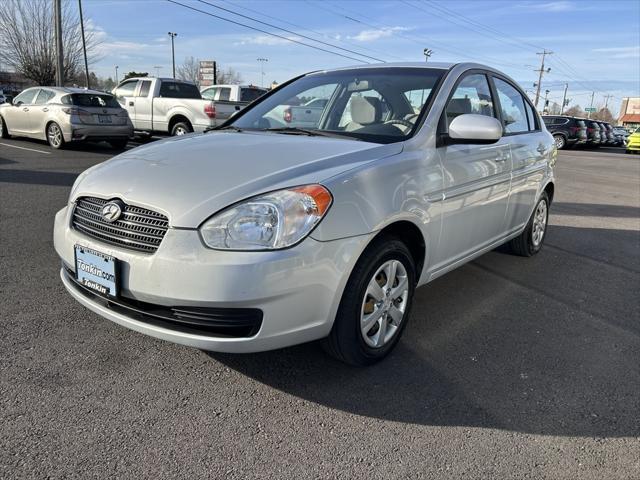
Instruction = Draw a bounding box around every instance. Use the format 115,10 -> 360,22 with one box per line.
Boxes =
1,138 -> 639,479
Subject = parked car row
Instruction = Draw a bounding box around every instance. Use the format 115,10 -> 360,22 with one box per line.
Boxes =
0,79 -> 269,149
542,115 -> 628,149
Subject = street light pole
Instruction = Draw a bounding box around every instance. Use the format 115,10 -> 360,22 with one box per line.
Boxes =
257,58 -> 268,88
560,83 -> 568,115
423,48 -> 433,62
154,66 -> 162,77
168,32 -> 178,79
78,0 -> 90,89
115,66 -> 119,84
54,0 -> 64,86
588,91 -> 595,119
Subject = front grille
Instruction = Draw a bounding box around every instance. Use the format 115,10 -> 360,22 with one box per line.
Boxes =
72,197 -> 169,253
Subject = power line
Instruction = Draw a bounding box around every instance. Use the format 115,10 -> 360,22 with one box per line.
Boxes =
165,0 -> 370,64
220,0 -> 409,62
196,0 -> 386,63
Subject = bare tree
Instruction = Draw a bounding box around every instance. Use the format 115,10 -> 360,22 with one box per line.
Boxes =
177,56 -> 200,83
592,107 -> 614,123
0,0 -> 100,86
563,105 -> 584,118
217,66 -> 242,85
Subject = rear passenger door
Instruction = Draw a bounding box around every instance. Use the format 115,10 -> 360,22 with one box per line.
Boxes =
434,72 -> 512,270
30,88 -> 56,136
491,76 -> 548,232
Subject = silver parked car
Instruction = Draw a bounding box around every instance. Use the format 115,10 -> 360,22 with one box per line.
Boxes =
54,63 -> 555,365
0,87 -> 133,149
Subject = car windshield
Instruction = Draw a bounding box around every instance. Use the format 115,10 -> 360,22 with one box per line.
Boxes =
230,67 -> 445,144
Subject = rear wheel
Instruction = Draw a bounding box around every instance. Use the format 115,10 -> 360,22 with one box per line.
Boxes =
322,235 -> 416,366
507,192 -> 549,257
0,115 -> 9,138
46,122 -> 65,149
553,134 -> 566,150
170,121 -> 192,136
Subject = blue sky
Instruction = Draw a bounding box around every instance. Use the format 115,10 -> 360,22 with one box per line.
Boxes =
84,0 -> 640,115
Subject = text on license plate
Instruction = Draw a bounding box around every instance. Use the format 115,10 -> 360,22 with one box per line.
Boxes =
75,245 -> 118,297
98,115 -> 112,124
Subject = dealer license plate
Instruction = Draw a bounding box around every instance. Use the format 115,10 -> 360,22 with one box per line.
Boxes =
74,245 -> 118,297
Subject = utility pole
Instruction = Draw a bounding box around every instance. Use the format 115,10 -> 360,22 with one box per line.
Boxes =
423,48 -> 433,62
213,61 -> 217,85
78,0 -> 90,89
257,58 -> 268,88
588,91 -> 595,118
54,0 -> 64,86
168,32 -> 178,79
115,66 -> 119,84
533,50 -> 553,110
603,94 -> 613,110
560,83 -> 568,114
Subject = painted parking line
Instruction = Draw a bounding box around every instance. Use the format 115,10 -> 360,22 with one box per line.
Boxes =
0,142 -> 51,155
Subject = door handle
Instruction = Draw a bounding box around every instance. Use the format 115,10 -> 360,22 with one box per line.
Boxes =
495,151 -> 510,163
22,107 -> 29,112
42,108 -> 49,112
128,101 -> 134,107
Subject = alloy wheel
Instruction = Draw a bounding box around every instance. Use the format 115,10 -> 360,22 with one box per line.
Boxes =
48,123 -> 62,147
531,199 -> 548,247
360,259 -> 409,348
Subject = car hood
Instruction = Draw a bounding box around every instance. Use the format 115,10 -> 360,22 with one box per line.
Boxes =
71,131 -> 402,227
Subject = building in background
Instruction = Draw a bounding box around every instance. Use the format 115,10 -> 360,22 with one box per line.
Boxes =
618,97 -> 640,130
0,71 -> 33,96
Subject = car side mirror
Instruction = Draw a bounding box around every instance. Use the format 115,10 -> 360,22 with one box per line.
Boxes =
446,114 -> 503,145
13,100 -> 22,107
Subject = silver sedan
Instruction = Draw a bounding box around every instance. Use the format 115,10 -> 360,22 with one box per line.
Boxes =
54,62 -> 555,365
0,87 -> 133,149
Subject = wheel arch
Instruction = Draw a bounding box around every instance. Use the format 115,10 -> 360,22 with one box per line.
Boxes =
168,114 -> 192,133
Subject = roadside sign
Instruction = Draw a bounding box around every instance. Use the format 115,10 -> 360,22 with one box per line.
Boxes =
585,107 -> 597,112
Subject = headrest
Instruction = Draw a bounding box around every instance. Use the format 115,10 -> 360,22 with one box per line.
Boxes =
350,96 -> 382,125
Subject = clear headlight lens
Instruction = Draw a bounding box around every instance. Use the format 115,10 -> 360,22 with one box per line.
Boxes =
199,185 -> 332,250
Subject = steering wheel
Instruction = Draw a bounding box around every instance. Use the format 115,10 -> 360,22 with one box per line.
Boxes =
384,118 -> 414,129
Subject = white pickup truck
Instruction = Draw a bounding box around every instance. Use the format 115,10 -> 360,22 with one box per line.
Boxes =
200,84 -> 267,124
113,77 -> 218,136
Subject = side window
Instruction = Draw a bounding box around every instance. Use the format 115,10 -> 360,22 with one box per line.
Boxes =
14,89 -> 39,105
201,87 -> 218,100
137,80 -> 152,97
34,89 -> 55,105
493,78 -> 528,134
218,87 -> 231,101
445,74 -> 494,126
524,101 -> 537,131
115,80 -> 138,98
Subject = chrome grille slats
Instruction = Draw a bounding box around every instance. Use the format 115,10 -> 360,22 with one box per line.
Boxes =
72,197 -> 169,253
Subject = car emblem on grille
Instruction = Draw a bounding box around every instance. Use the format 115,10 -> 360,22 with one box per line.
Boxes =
101,201 -> 123,223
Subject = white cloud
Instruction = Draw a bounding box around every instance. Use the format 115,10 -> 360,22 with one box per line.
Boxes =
235,35 -> 301,46
348,26 -> 410,42
517,1 -> 576,12
592,46 -> 640,59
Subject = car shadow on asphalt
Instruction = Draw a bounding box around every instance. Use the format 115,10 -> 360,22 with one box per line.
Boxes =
0,168 -> 78,186
553,202 -> 640,218
208,224 -> 640,438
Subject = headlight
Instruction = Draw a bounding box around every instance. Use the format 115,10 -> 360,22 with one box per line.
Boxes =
199,185 -> 332,250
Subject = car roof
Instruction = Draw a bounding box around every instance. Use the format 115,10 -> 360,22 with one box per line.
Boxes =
23,86 -> 112,96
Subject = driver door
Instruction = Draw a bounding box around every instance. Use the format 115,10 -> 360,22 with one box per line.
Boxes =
433,72 -> 512,271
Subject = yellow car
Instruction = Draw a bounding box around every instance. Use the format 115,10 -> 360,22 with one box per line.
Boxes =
627,127 -> 640,153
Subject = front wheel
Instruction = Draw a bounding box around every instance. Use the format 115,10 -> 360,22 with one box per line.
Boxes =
46,122 -> 65,149
322,235 -> 416,366
507,192 -> 549,257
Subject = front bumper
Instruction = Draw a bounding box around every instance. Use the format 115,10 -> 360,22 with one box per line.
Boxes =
54,206 -> 373,352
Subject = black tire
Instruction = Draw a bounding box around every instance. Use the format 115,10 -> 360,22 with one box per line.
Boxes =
0,115 -> 9,138
507,192 -> 550,257
46,122 -> 65,149
110,138 -> 128,150
170,121 -> 193,136
322,235 -> 416,366
553,134 -> 566,150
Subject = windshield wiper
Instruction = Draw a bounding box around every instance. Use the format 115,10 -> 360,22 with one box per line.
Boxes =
265,127 -> 360,140
205,125 -> 243,133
